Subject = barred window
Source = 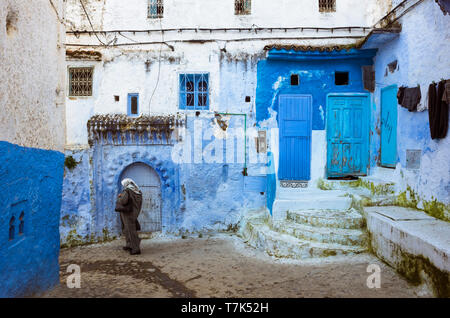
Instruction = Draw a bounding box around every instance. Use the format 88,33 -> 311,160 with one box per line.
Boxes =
149,0 -> 164,18
179,74 -> 209,110
69,67 -> 93,97
319,0 -> 336,12
235,0 -> 251,15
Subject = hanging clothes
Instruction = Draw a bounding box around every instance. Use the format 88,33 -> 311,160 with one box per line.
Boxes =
442,80 -> 450,103
400,86 -> 421,112
428,82 -> 438,139
437,80 -> 449,139
429,80 -> 449,139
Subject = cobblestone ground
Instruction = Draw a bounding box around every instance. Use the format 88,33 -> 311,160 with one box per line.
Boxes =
39,233 -> 432,298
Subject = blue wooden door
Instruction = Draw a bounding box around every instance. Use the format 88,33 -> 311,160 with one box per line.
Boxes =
278,95 -> 312,181
381,85 -> 398,168
327,95 -> 369,178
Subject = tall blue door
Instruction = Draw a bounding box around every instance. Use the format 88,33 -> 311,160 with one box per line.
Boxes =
327,95 -> 369,178
278,95 -> 312,181
381,85 -> 398,168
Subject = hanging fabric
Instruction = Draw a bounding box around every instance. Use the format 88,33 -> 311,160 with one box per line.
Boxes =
400,86 -> 421,112
428,82 -> 438,139
437,80 -> 449,138
429,80 -> 449,139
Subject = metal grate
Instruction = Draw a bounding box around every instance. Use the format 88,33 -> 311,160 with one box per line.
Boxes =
235,0 -> 251,15
319,0 -> 336,12
69,67 -> 93,97
148,0 -> 164,18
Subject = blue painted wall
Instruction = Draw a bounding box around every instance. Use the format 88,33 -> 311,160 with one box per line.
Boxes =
60,114 -> 267,242
0,141 -> 64,297
266,151 -> 276,215
256,49 -> 376,130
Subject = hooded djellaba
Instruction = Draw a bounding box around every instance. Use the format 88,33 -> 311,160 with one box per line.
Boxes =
115,178 -> 143,255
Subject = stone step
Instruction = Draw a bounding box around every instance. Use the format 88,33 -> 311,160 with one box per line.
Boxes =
272,193 -> 352,221
318,177 -> 396,196
287,208 -> 365,229
276,188 -> 349,200
241,219 -> 367,259
273,220 -> 368,247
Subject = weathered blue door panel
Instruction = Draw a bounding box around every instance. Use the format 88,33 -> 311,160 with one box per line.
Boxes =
278,95 -> 312,180
327,95 -> 369,177
381,85 -> 398,168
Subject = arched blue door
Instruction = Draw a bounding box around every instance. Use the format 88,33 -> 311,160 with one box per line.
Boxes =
120,163 -> 162,232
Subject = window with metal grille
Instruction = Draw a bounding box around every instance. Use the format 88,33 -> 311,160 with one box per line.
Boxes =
148,0 -> 164,18
319,0 -> 336,12
235,0 -> 251,15
179,74 -> 209,110
69,67 -> 93,97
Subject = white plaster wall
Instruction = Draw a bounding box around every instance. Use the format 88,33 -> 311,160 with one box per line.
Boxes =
64,0 -> 392,49
372,0 -> 450,204
66,0 -> 391,30
0,0 -> 66,151
64,1 -> 394,147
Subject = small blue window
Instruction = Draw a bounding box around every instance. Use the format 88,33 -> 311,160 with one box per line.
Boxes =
179,74 -> 209,110
128,93 -> 139,117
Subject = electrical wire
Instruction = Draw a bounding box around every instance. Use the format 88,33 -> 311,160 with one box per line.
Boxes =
66,35 -> 366,47
79,0 -> 108,46
48,0 -> 66,25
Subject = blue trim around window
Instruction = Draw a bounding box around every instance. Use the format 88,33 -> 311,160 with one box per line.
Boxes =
179,73 -> 209,110
127,93 -> 139,117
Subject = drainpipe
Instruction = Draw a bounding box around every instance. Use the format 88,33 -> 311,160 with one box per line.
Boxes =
217,112 -> 248,176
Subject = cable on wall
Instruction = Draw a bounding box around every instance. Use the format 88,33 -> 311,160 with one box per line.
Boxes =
79,0 -> 108,46
48,0 -> 66,26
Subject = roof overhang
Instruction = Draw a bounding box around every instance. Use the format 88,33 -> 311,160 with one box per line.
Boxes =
266,46 -> 378,61
360,28 -> 402,50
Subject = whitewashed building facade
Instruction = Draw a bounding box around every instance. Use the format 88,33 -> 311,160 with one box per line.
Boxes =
61,0 -> 449,248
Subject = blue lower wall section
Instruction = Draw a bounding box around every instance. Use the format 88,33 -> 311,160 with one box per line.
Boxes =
60,115 -> 267,242
0,141 -> 64,297
266,152 -> 276,215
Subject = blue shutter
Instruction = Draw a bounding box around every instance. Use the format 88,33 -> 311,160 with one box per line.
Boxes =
127,93 -> 139,117
179,74 -> 186,109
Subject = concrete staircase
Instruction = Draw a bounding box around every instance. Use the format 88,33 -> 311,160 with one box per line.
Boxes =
239,188 -> 369,259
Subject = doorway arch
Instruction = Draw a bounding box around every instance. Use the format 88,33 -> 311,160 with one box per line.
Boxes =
120,162 -> 162,232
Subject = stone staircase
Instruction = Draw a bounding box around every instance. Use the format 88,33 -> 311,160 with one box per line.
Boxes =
239,188 -> 369,259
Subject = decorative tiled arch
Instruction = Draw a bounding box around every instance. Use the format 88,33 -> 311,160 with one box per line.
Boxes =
96,148 -> 181,233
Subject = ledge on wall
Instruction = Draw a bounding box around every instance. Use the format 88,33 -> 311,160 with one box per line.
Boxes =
366,206 -> 450,297
66,49 -> 102,61
360,28 -> 402,50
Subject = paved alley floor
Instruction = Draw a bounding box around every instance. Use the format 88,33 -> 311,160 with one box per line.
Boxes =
39,233 -> 432,298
